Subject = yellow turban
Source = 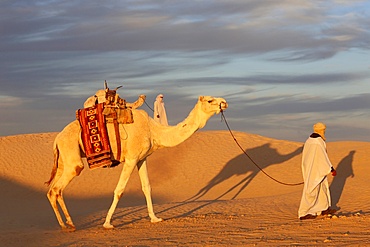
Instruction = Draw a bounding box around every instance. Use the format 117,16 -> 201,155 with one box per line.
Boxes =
313,122 -> 326,141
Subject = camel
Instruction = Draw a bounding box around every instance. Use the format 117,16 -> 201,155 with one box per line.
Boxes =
45,95 -> 228,230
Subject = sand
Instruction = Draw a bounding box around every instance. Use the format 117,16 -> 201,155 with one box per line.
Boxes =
0,130 -> 369,246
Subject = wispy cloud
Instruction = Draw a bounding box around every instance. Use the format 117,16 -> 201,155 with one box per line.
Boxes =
0,0 -> 369,141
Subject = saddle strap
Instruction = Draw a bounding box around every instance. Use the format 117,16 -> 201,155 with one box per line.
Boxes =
112,111 -> 121,161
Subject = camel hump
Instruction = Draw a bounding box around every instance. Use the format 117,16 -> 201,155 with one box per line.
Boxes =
83,87 -> 146,110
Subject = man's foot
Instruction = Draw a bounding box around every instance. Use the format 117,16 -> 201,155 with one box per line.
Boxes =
321,207 -> 337,215
299,214 -> 317,220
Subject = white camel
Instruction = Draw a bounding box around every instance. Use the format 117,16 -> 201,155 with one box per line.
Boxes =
45,95 -> 228,230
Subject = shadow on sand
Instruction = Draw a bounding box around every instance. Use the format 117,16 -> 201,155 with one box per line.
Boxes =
155,143 -> 302,220
157,149 -> 361,221
0,177 -> 153,230
187,143 -> 302,201
330,150 -> 356,211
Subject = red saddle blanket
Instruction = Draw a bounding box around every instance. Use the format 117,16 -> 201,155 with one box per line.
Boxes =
76,103 -> 114,169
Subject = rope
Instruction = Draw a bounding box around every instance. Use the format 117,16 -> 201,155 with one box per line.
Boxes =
220,110 -> 304,186
144,100 -> 154,112
143,98 -> 302,186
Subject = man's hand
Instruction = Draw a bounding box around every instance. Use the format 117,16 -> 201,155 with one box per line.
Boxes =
331,167 -> 337,176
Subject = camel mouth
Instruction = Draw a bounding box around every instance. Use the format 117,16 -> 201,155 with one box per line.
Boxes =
220,101 -> 228,110
216,101 -> 228,114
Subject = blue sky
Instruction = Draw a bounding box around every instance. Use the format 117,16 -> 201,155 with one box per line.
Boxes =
1,0 -> 369,142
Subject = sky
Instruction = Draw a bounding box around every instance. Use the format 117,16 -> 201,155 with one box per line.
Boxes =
1,0 -> 370,142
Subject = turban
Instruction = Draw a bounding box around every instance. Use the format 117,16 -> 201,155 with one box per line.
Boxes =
313,122 -> 326,141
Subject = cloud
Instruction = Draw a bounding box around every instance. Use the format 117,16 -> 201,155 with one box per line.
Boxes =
0,95 -> 24,107
1,0 -> 369,59
0,0 -> 369,142
226,93 -> 370,117
171,71 -> 370,86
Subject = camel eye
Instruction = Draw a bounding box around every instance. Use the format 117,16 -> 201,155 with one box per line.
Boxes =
207,100 -> 213,103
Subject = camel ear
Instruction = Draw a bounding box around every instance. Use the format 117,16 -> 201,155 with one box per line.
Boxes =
199,96 -> 205,101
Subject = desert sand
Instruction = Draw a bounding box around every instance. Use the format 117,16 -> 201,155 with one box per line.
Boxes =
0,130 -> 369,246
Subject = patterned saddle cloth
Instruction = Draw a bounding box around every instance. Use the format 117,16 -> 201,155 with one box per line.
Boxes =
76,103 -> 116,169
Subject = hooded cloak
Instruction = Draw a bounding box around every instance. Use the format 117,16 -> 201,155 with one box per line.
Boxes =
153,94 -> 168,126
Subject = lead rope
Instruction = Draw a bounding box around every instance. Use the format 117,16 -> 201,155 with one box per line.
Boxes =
220,109 -> 304,186
144,100 -> 154,112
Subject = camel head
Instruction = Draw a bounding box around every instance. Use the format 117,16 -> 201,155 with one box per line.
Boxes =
198,96 -> 228,115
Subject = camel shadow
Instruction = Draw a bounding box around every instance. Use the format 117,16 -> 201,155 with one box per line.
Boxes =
330,150 -> 356,210
0,176 -> 158,230
187,143 -> 302,201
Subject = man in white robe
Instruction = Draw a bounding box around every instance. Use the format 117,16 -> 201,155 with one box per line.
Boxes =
153,94 -> 168,126
298,122 -> 337,220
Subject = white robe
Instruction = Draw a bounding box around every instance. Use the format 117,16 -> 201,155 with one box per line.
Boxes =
153,95 -> 168,126
298,136 -> 333,218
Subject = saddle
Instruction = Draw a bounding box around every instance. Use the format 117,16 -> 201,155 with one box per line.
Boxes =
76,84 -> 144,169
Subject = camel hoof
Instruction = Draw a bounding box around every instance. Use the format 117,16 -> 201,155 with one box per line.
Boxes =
151,217 -> 163,223
103,222 -> 114,229
61,226 -> 76,232
66,221 -> 76,229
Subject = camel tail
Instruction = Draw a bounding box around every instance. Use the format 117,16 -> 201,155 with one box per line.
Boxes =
44,143 -> 59,186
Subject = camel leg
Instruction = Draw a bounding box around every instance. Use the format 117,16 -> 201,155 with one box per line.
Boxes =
47,168 -> 79,230
137,159 -> 163,223
46,120 -> 83,230
59,198 -> 74,228
47,186 -> 67,229
103,159 -> 136,229
57,188 -> 76,229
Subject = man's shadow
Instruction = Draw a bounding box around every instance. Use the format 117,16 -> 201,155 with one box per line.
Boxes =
187,143 -> 302,201
330,150 -> 356,210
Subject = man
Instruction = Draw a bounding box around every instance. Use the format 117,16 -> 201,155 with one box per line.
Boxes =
298,122 -> 337,220
153,94 -> 168,126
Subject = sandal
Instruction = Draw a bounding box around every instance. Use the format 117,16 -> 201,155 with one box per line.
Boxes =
321,207 -> 337,215
299,214 -> 317,220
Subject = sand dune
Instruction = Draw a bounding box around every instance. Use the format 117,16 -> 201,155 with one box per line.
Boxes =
0,131 -> 369,246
